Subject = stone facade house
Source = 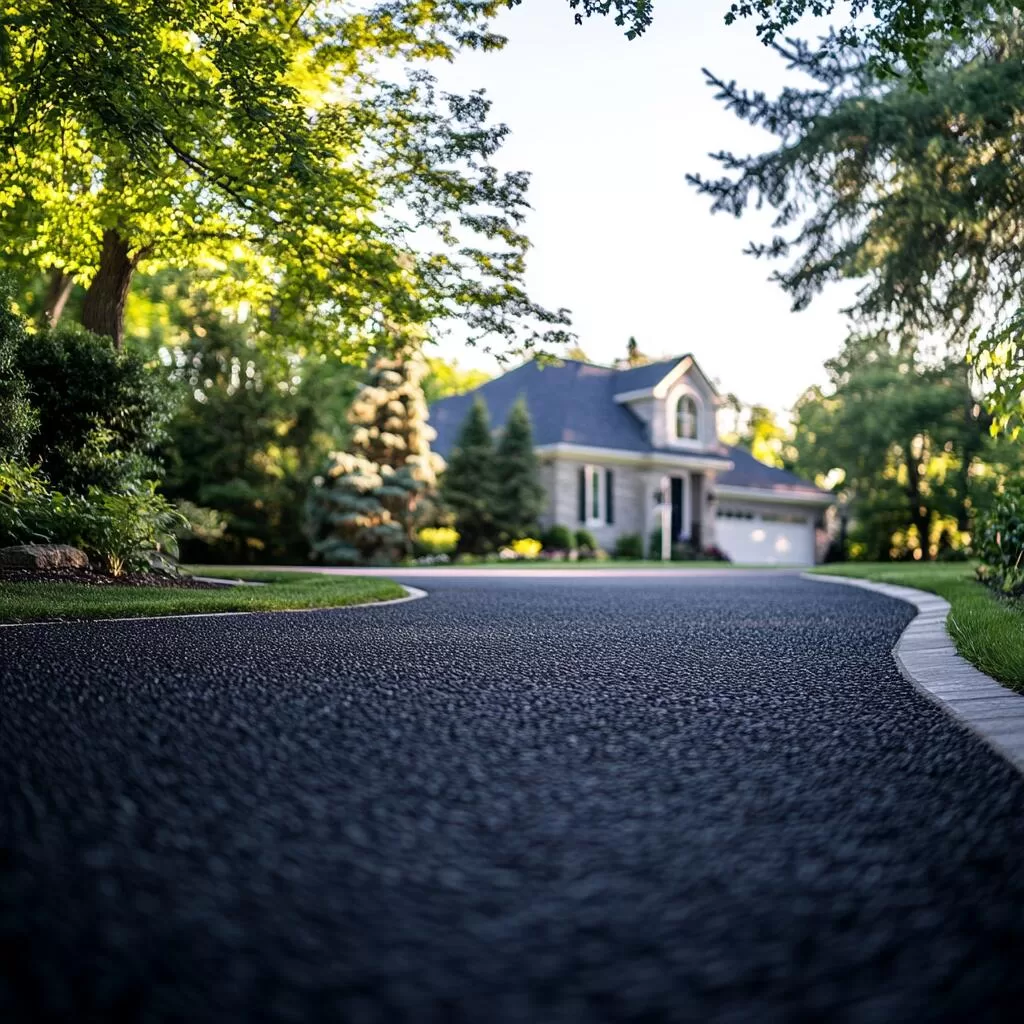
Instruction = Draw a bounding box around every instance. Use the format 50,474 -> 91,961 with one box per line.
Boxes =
429,355 -> 833,565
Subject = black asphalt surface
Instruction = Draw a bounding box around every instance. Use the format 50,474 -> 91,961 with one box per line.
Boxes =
2,573 -> 1024,1023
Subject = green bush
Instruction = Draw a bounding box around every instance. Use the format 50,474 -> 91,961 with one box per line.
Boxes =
0,460 -> 81,545
0,461 -> 187,575
575,528 -> 598,551
614,533 -> 644,559
0,284 -> 37,459
16,323 -> 171,493
541,523 -> 574,551
975,482 -> 1024,596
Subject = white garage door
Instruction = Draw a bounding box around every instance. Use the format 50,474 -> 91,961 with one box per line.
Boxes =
715,508 -> 815,566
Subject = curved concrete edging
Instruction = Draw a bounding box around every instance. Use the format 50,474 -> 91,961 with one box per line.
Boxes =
0,584 -> 427,629
803,573 -> 1024,774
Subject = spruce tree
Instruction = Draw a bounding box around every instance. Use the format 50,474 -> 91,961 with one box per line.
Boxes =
495,398 -> 545,542
308,346 -> 444,564
442,398 -> 500,554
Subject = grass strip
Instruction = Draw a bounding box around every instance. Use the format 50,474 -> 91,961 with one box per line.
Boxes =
0,568 -> 405,624
812,562 -> 1024,692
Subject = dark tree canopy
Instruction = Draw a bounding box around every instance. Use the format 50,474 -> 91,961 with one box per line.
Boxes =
689,16 -> 1024,433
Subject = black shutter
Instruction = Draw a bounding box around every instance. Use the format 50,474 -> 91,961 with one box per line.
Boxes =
605,469 -> 614,524
578,466 -> 586,523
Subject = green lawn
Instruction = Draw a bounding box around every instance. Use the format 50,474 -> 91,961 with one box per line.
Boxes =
404,559 -> 776,569
0,568 -> 405,624
811,562 -> 1024,692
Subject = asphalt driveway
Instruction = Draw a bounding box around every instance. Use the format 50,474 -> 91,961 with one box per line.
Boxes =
2,573 -> 1024,1022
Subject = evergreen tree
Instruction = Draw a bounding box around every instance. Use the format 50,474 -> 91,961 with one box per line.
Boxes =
442,398 -> 500,554
308,346 -> 443,565
689,19 -> 1024,433
494,398 -> 545,542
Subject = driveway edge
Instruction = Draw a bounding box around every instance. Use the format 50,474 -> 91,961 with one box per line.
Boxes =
803,573 -> 1024,773
0,584 -> 427,629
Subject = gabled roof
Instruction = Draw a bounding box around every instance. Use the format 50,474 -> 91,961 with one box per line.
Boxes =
430,358 -> 654,456
717,445 -> 830,500
428,356 -> 830,503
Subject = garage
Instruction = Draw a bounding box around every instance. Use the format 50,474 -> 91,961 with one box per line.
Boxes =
715,505 -> 816,566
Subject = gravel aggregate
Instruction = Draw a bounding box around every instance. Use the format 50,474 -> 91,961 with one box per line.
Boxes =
2,573 -> 1024,1023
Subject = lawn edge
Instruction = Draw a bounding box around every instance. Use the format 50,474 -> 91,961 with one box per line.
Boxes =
803,573 -> 1024,776
0,583 -> 427,628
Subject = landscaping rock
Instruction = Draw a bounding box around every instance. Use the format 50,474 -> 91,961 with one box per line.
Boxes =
0,544 -> 90,570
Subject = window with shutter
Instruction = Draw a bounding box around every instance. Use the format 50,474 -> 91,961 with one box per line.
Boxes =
605,469 -> 614,524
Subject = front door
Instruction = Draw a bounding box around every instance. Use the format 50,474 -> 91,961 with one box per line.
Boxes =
670,476 -> 687,542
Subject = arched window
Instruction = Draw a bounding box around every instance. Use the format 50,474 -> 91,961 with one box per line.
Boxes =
675,394 -> 699,440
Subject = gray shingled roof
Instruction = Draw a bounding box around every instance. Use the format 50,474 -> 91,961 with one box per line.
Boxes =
428,357 -> 828,500
717,445 -> 829,498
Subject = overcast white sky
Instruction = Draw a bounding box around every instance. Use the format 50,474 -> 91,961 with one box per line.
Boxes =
429,2 -> 860,413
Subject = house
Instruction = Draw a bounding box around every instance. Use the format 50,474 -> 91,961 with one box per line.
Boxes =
429,355 -> 834,565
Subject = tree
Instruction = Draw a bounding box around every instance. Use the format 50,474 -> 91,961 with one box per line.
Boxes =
689,19 -> 1024,433
422,358 -> 493,405
533,1 -> 992,80
442,397 -> 501,554
494,397 -> 545,541
624,336 -> 651,367
0,2 -> 570,353
15,322 -> 171,493
308,346 -> 444,564
135,273 -> 361,562
0,285 -> 36,459
791,335 -> 1005,560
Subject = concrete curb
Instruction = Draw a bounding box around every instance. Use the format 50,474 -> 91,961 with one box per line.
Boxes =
0,584 -> 427,629
803,573 -> 1024,774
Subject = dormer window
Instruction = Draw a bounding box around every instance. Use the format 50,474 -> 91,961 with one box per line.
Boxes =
675,394 -> 699,441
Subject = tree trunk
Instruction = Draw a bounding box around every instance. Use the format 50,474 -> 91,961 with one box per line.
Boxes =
80,229 -> 146,349
41,267 -> 74,327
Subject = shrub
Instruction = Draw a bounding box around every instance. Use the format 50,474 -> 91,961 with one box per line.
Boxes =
0,460 -> 78,545
511,537 -> 542,559
417,526 -> 460,556
671,540 -> 697,561
0,283 -> 36,459
0,461 -> 187,575
16,322 -> 172,493
700,545 -> 730,563
78,486 -> 188,576
575,528 -> 598,551
975,482 -> 1024,596
541,523 -> 574,551
613,533 -> 644,559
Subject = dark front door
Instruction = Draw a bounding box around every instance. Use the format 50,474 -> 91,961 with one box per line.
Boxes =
670,477 -> 684,542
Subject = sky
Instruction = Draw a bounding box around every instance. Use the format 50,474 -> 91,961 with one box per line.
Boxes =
428,2 -> 860,414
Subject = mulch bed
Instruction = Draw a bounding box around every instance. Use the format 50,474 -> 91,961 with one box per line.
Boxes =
0,567 -> 223,589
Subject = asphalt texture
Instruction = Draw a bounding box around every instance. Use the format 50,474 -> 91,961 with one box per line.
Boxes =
2,573 -> 1024,1023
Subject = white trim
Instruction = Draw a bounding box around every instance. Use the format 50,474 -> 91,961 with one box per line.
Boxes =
714,484 -> 834,508
537,442 -> 733,473
582,463 -> 605,527
613,387 -> 656,404
0,585 -> 428,629
668,387 -> 703,445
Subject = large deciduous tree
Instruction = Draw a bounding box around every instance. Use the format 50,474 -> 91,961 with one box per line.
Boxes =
791,335 -> 1012,560
689,17 -> 1024,434
0,2 -> 570,353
